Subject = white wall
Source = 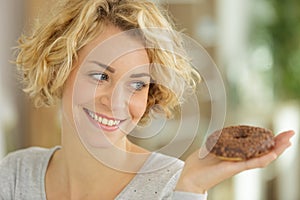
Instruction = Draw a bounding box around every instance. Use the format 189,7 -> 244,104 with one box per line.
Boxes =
0,0 -> 25,158
216,0 -> 265,199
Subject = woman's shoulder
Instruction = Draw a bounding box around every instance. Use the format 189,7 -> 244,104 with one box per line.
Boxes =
0,146 -> 60,198
117,153 -> 185,199
0,146 -> 60,166
140,152 -> 184,173
0,146 -> 60,178
137,152 -> 184,184
136,152 -> 185,184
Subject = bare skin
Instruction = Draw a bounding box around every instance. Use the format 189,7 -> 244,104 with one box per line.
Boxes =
45,140 -> 148,200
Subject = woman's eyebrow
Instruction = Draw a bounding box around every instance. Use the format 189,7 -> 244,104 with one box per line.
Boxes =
89,61 -> 115,73
130,73 -> 151,78
89,60 -> 150,78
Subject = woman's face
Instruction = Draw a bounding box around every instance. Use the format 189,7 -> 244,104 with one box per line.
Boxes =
62,26 -> 150,149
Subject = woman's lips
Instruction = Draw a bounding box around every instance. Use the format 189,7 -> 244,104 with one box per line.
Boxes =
83,108 -> 123,131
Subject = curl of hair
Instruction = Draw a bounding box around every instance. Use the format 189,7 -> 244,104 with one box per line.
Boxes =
15,0 -> 200,123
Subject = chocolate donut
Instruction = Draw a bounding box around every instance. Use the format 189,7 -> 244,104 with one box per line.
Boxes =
205,125 -> 275,161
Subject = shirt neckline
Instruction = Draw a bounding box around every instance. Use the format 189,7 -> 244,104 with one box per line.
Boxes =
41,147 -> 177,199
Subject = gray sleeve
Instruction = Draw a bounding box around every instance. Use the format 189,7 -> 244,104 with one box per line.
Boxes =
160,169 -> 208,200
0,153 -> 16,200
0,147 -> 54,200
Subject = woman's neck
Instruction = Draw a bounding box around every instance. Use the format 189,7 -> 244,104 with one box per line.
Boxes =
45,117 -> 151,196
45,146 -> 141,200
59,115 -> 150,172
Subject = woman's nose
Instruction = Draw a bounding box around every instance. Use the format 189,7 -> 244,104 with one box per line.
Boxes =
96,83 -> 129,111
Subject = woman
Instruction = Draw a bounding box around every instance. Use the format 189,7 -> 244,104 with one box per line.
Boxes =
0,0 -> 294,199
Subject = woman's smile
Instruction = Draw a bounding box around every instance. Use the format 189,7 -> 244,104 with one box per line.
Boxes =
83,107 -> 123,132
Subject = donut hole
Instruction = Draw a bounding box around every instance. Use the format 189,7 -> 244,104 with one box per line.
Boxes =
234,134 -> 248,139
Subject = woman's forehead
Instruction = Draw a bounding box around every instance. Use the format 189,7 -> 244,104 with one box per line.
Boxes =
81,26 -> 146,58
76,27 -> 148,71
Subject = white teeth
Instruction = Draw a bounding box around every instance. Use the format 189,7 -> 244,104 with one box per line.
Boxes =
86,109 -> 120,127
102,118 -> 108,125
98,116 -> 102,123
108,120 -> 114,126
89,111 -> 94,118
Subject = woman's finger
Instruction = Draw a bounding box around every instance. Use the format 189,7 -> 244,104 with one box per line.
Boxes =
272,130 -> 294,155
234,130 -> 294,171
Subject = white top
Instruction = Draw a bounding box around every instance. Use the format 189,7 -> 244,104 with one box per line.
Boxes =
0,146 -> 207,200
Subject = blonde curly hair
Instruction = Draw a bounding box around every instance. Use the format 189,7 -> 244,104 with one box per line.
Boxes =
16,0 -> 200,123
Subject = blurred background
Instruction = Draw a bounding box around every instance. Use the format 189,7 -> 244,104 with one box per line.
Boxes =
0,0 -> 299,199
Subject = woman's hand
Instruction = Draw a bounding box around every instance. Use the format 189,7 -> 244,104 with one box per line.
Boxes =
175,130 -> 295,194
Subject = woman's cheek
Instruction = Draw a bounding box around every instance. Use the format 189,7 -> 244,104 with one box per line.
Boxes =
130,92 -> 149,119
73,79 -> 98,105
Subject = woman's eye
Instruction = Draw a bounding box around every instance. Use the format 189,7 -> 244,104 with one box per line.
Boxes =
89,73 -> 109,82
130,81 -> 146,91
